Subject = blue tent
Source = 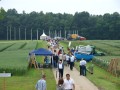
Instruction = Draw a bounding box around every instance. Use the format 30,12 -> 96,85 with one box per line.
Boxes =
30,48 -> 53,56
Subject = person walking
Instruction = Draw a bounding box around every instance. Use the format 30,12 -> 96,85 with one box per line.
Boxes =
57,78 -> 65,90
63,74 -> 75,90
69,54 -> 75,70
66,54 -> 70,67
80,58 -> 87,76
58,60 -> 64,78
53,50 -> 59,68
63,53 -> 67,66
35,75 -> 46,90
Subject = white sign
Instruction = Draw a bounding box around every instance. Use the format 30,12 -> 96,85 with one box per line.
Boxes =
0,73 -> 11,77
68,41 -> 71,47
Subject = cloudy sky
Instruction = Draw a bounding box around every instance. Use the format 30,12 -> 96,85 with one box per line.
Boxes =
0,0 -> 120,15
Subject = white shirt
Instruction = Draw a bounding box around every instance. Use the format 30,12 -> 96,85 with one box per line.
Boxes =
66,55 -> 70,61
80,60 -> 86,66
70,55 -> 75,62
58,63 -> 63,69
63,78 -> 74,89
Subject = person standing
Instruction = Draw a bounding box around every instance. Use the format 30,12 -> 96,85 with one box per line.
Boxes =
63,74 -> 75,90
35,75 -> 46,90
80,58 -> 87,76
58,60 -> 64,78
69,54 -> 75,70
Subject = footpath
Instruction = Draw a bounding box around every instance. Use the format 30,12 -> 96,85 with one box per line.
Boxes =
52,66 -> 99,90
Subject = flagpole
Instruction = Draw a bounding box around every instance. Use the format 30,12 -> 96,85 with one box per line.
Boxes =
31,28 -> 32,40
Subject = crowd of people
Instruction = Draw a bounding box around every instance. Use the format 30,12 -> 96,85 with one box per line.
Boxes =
35,39 -> 87,90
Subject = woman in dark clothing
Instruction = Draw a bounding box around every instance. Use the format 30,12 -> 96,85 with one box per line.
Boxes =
57,78 -> 64,90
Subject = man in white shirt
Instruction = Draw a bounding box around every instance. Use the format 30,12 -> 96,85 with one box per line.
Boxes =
35,75 -> 46,90
63,74 -> 75,90
80,58 -> 87,76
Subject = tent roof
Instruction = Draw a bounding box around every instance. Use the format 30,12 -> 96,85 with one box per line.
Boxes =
30,48 -> 53,56
41,32 -> 47,36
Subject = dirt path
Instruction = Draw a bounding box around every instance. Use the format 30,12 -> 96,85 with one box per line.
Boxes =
52,66 -> 99,90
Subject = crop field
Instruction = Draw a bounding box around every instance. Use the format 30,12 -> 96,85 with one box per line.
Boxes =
94,56 -> 120,62
0,40 -> 56,90
0,40 -> 37,75
0,42 -> 14,51
5,42 -> 26,51
22,41 -> 37,50
84,40 -> 120,56
60,40 -> 120,90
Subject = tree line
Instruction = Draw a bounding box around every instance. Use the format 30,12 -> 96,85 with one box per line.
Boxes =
0,8 -> 120,40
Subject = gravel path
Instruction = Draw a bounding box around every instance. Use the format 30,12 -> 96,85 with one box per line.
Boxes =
52,66 -> 99,90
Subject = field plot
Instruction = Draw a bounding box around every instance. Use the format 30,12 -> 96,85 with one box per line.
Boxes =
0,50 -> 29,75
0,41 -> 37,75
22,41 -> 37,50
5,42 -> 26,51
0,43 -> 14,51
94,56 -> 120,62
85,40 -> 120,56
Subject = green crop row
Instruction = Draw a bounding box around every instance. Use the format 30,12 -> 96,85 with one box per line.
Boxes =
0,40 -> 38,75
82,40 -> 120,56
92,57 -> 109,70
0,50 -> 29,75
92,56 -> 120,76
22,41 -> 37,50
0,43 -> 15,52
94,43 -> 120,56
5,42 -> 26,51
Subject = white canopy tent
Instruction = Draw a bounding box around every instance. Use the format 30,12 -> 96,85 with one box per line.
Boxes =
40,32 -> 48,40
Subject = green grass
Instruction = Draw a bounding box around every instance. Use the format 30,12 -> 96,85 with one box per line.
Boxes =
0,69 -> 56,90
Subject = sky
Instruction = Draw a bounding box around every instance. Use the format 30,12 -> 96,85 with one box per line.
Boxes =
0,0 -> 120,15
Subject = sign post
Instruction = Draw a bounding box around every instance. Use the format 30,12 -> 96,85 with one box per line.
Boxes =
0,71 -> 11,90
